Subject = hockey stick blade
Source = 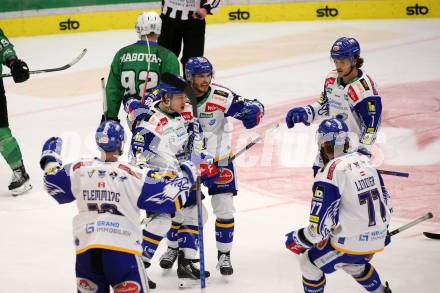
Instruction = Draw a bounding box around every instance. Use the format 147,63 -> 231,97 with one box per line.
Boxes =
1,48 -> 87,78
389,212 -> 433,236
378,169 -> 409,177
423,232 -> 440,240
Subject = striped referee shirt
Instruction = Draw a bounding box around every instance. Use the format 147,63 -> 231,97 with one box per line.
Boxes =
161,0 -> 221,20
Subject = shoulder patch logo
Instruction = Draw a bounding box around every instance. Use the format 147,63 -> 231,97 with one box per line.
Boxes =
313,185 -> 325,201
360,78 -> 370,91
213,89 -> 229,98
367,100 -> 376,114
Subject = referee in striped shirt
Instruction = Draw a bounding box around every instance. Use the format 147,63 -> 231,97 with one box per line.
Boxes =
158,0 -> 221,70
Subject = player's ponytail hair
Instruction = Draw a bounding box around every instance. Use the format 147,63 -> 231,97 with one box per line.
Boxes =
355,56 -> 364,68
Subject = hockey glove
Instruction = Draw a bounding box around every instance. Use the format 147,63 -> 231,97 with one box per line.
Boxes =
40,137 -> 63,170
199,161 -> 219,188
241,100 -> 264,129
285,228 -> 314,254
385,229 -> 391,247
285,106 -> 313,128
8,58 -> 29,83
124,98 -> 154,131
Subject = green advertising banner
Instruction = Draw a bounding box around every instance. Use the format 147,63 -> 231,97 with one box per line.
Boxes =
0,0 -> 156,13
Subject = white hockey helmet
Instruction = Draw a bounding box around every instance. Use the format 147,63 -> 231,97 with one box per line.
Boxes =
135,11 -> 162,36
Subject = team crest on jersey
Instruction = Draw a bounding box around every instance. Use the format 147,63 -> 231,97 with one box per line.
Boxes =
114,281 -> 140,293
77,278 -> 98,293
205,102 -> 226,113
147,177 -> 190,204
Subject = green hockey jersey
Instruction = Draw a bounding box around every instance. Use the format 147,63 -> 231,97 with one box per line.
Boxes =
0,28 -> 17,76
105,40 -> 180,119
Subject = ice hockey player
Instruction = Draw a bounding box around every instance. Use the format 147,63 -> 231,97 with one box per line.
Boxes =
285,37 -> 382,176
128,75 -> 217,287
40,120 -> 197,292
0,28 -> 31,195
159,56 -> 265,277
105,11 -> 180,121
285,117 -> 392,293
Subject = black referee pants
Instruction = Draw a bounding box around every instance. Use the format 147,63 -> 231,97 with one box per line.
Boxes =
158,14 -> 206,71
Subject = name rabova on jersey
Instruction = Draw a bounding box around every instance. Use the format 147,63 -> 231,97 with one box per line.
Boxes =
119,53 -> 162,64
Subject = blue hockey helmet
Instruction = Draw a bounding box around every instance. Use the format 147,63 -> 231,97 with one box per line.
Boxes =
316,117 -> 349,148
185,57 -> 214,81
95,120 -> 125,153
157,74 -> 186,97
330,37 -> 361,60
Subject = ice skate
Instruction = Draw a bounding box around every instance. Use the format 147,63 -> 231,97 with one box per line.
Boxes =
8,165 -> 32,196
159,247 -> 179,270
177,251 -> 210,288
217,251 -> 233,276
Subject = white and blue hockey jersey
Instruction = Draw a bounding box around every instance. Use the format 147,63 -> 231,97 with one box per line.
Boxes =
43,158 -> 191,256
131,100 -> 194,172
303,152 -> 392,254
307,70 -> 382,148
183,83 -> 264,161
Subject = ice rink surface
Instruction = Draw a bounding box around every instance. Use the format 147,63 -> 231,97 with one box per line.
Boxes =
1,19 -> 440,292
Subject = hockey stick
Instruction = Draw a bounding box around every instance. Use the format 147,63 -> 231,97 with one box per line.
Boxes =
423,232 -> 440,240
101,77 -> 107,120
228,123 -> 280,162
161,72 -> 207,291
1,48 -> 87,78
389,212 -> 433,237
140,39 -> 151,105
377,169 -> 409,178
